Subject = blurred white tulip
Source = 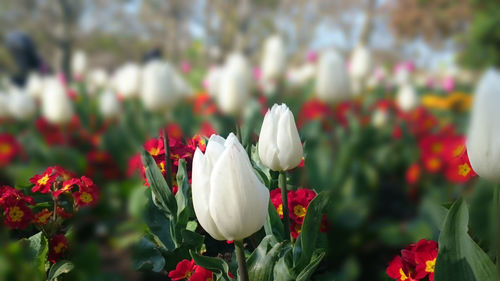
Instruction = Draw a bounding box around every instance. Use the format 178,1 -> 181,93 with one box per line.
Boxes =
315,49 -> 351,103
172,69 -> 193,97
192,133 -> 269,241
258,104 -> 303,171
42,78 -> 74,125
396,83 -> 419,112
8,88 -> 35,121
287,63 -> 316,88
88,68 -> 109,92
25,72 -> 44,99
216,53 -> 251,115
261,35 -> 287,82
99,90 -> 121,119
113,63 -> 141,99
467,68 -> 500,183
72,50 -> 87,77
372,109 -> 389,128
350,44 -> 373,81
141,60 -> 179,112
204,66 -> 223,97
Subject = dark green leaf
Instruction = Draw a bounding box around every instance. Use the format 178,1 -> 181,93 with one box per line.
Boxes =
190,250 -> 231,281
264,201 -> 284,241
132,237 -> 166,272
47,260 -> 74,281
248,236 -> 285,281
295,249 -> 326,281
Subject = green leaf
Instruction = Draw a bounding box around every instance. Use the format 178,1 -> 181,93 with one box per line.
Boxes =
190,250 -> 231,281
295,249 -> 326,281
47,260 -> 74,281
132,237 -> 166,272
264,201 -> 284,241
143,191 -> 175,250
248,236 -> 284,281
273,248 -> 295,281
181,229 -> 204,252
175,159 -> 192,226
27,232 -> 49,275
141,149 -> 177,219
295,191 -> 329,271
434,198 -> 497,281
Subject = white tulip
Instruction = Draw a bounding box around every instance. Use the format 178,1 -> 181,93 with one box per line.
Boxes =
315,49 -> 351,103
350,44 -> 373,81
467,68 -> 500,183
72,50 -> 87,77
396,83 -> 419,112
113,63 -> 141,99
140,60 -> 179,112
258,104 -> 303,171
287,63 -> 316,88
204,66 -> 223,97
216,53 -> 251,115
8,88 -> 35,121
192,133 -> 270,241
88,68 -> 109,91
99,90 -> 121,119
261,35 -> 286,82
42,78 -> 74,124
372,109 -> 389,128
25,72 -> 44,99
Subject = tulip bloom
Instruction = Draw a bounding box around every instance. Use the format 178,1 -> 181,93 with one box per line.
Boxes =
98,90 -> 121,119
349,44 -> 373,81
258,104 -> 303,171
261,35 -> 287,82
467,68 -> 500,183
113,63 -> 141,99
41,78 -> 74,125
8,88 -> 36,121
396,83 -> 419,112
141,60 -> 179,112
216,53 -> 251,115
192,133 -> 269,241
71,50 -> 87,78
315,49 -> 351,103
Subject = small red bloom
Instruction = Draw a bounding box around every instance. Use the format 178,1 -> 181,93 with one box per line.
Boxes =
168,259 -> 197,280
0,133 -> 20,166
30,167 -> 57,193
4,201 -> 33,229
53,178 -> 81,198
144,138 -> 165,159
190,265 -> 213,281
48,234 -> 69,263
423,155 -> 443,173
445,149 -> 477,183
73,176 -> 99,206
386,256 -> 417,281
193,92 -> 217,116
33,208 -> 53,225
298,99 -> 334,129
406,163 -> 421,185
56,206 -> 73,219
199,121 -> 216,138
0,185 -> 34,207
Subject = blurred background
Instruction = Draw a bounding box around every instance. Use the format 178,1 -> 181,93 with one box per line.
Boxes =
0,1 -> 499,281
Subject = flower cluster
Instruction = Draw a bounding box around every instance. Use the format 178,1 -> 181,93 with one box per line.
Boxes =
0,133 -> 21,166
48,234 -> 69,263
387,239 -> 438,281
168,259 -> 214,281
0,185 -> 34,229
270,188 -> 327,238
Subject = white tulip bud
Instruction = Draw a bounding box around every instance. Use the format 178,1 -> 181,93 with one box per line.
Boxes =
204,66 -> 222,97
42,78 -> 74,125
216,53 -> 251,115
258,104 -> 303,171
88,68 -> 109,92
141,60 -> 179,112
99,90 -> 121,119
72,50 -> 87,77
192,133 -> 270,241
350,44 -> 373,81
467,68 -> 500,183
315,49 -> 351,103
113,63 -> 141,99
26,72 -> 44,99
8,88 -> 35,121
261,35 -> 286,82
396,83 -> 419,112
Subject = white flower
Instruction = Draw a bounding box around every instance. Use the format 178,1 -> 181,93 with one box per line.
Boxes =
99,90 -> 121,119
25,72 -> 44,99
216,53 -> 251,115
467,68 -> 500,183
204,66 -> 223,97
172,69 -> 193,97
396,83 -> 419,112
112,63 -> 142,99
350,44 -> 373,81
88,68 -> 109,91
372,109 -> 389,128
261,35 -> 287,82
140,60 -> 179,112
72,50 -> 87,77
42,77 -> 74,124
192,133 -> 270,241
258,104 -> 303,171
287,63 -> 316,88
315,49 -> 351,103
8,87 -> 35,121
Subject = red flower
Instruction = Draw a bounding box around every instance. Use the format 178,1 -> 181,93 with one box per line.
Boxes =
193,93 -> 217,116
0,133 -> 20,166
86,150 -> 121,180
199,121 -> 216,138
53,165 -> 77,181
73,176 -> 99,206
56,206 -> 73,219
0,185 -> 34,207
4,201 -> 33,229
33,208 -> 53,225
48,234 -> 69,263
166,123 -> 184,139
298,99 -> 334,129
190,265 -> 213,281
386,256 -> 417,281
406,163 -> 421,185
53,178 -> 81,198
392,125 -> 403,140
30,167 -> 57,193
414,239 -> 438,281
422,155 -> 443,173
169,259 -> 196,280
444,149 -> 477,183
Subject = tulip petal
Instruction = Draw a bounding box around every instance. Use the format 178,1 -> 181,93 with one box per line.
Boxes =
258,108 -> 281,170
277,108 -> 303,170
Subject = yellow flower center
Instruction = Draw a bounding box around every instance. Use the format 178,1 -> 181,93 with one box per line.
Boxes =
80,192 -> 93,204
158,162 -> 166,173
38,174 -> 50,185
453,145 -> 465,157
54,242 -> 67,254
149,147 -> 161,156
426,258 -> 436,273
294,223 -> 302,234
37,212 -> 52,224
9,206 -> 24,222
399,268 -> 408,281
277,204 -> 283,217
458,163 -> 471,176
431,143 -> 443,153
0,143 -> 12,154
293,205 -> 307,218
428,158 -> 441,169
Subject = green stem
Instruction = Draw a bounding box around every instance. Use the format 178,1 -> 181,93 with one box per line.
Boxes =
234,240 -> 249,281
164,128 -> 173,189
279,171 -> 291,241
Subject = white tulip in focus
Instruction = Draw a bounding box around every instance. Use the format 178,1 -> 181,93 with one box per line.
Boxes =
8,88 -> 35,121
88,68 -> 109,91
258,104 -> 303,171
25,72 -> 44,99
467,68 -> 500,183
72,50 -> 87,77
261,35 -> 286,82
315,49 -> 351,103
141,60 -> 179,112
216,53 -> 251,115
192,133 -> 270,241
350,44 -> 373,81
42,78 -> 74,124
99,90 -> 121,119
113,63 -> 141,99
396,83 -> 419,112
